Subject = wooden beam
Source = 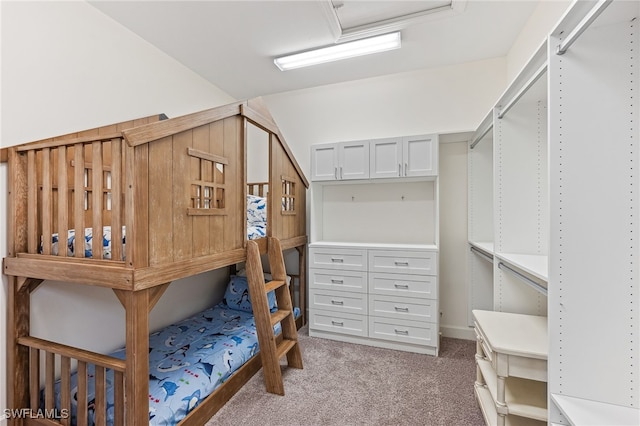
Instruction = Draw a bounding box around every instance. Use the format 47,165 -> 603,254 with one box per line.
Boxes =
148,282 -> 171,312
123,102 -> 243,147
4,255 -> 133,289
0,147 -> 7,163
122,289 -> 150,425
7,276 -> 31,416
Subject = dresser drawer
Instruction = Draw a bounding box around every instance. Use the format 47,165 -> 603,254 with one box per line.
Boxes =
310,309 -> 367,337
369,316 -> 438,346
368,294 -> 436,323
369,272 -> 437,299
368,250 -> 437,275
309,288 -> 367,315
309,247 -> 367,271
310,268 -> 367,293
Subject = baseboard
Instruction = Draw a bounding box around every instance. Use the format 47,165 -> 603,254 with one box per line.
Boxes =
440,324 -> 476,341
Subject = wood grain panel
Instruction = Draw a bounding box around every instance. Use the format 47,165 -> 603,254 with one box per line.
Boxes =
9,148 -> 28,256
172,130 -> 193,261
27,150 -> 38,253
57,146 -> 68,257
223,116 -> 242,250
73,144 -> 85,258
133,144 -> 149,268
6,276 -> 30,411
92,142 -> 104,259
209,120 -> 225,253
192,125 -> 211,256
111,139 -> 123,261
61,356 -> 71,426
123,289 -> 150,426
148,136 -> 173,265
77,361 -> 88,426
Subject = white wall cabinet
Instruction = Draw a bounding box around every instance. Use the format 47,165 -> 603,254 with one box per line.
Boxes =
369,134 -> 438,179
310,140 -> 369,181
312,134 -> 438,182
309,134 -> 440,355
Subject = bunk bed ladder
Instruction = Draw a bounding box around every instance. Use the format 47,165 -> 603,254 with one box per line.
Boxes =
246,236 -> 303,395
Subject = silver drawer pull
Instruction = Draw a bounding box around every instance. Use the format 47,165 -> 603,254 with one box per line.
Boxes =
331,279 -> 344,284
394,306 -> 409,312
394,261 -> 409,266
331,257 -> 344,263
332,320 -> 344,326
394,283 -> 409,289
331,300 -> 344,305
394,329 -> 409,335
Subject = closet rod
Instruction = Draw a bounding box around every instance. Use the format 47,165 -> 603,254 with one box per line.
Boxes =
556,0 -> 612,55
498,262 -> 548,296
470,246 -> 493,263
497,63 -> 547,119
469,124 -> 493,150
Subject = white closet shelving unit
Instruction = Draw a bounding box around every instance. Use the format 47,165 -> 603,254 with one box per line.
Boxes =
468,111 -> 495,326
308,134 -> 440,355
548,0 -> 640,424
493,41 -> 549,316
469,41 -> 550,426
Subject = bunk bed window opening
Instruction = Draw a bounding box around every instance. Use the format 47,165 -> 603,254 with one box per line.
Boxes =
281,176 -> 296,215
187,147 -> 228,215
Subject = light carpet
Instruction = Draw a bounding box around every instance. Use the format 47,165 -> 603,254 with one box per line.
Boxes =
205,326 -> 484,426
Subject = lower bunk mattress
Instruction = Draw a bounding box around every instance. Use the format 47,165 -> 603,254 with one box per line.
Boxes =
45,302 -> 299,425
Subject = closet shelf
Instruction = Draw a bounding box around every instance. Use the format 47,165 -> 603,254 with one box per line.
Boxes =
475,384 -> 547,426
477,358 -> 547,420
494,253 -> 548,282
309,241 -> 438,250
469,241 -> 494,255
551,394 -> 640,426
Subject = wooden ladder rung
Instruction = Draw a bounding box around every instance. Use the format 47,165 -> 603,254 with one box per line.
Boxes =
270,309 -> 292,327
276,338 -> 297,359
265,280 -> 286,293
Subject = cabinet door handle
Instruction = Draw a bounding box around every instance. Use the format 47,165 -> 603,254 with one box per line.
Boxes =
331,257 -> 344,263
394,261 -> 409,266
394,306 -> 409,312
405,162 -> 408,176
398,163 -> 401,176
394,283 -> 409,289
331,300 -> 344,305
332,320 -> 344,326
340,166 -> 343,179
334,166 -> 338,179
394,328 -> 409,335
331,278 -> 344,284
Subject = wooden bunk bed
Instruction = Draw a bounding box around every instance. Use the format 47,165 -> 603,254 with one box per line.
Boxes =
1,98 -> 309,425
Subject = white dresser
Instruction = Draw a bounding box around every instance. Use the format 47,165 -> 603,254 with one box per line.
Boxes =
308,242 -> 439,355
473,309 -> 548,426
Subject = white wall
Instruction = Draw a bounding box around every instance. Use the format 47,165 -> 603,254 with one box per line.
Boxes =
506,0 -> 572,84
0,1 -> 235,419
264,58 -> 507,339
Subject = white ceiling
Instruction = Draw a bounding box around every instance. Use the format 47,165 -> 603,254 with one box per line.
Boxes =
89,0 -> 540,100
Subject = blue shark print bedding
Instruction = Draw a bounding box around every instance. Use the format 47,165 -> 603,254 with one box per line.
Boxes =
39,226 -> 126,260
246,194 -> 266,240
45,303 -> 299,425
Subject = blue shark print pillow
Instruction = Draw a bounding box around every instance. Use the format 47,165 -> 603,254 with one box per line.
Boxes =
223,275 -> 277,313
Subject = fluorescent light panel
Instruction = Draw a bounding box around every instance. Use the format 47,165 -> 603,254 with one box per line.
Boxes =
274,31 -> 401,71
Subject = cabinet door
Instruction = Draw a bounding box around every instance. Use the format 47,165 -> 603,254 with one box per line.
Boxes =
311,144 -> 338,181
403,134 -> 438,177
370,138 -> 402,178
338,141 -> 369,180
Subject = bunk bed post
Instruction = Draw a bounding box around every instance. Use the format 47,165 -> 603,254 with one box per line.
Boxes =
6,276 -> 30,425
119,288 -> 151,425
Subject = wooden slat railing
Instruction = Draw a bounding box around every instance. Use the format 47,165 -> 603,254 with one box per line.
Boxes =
19,336 -> 126,425
18,137 -> 127,262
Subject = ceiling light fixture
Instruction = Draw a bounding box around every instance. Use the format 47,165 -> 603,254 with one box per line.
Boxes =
274,31 -> 401,71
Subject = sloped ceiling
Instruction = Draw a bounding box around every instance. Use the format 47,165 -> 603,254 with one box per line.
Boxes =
90,0 -> 539,100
